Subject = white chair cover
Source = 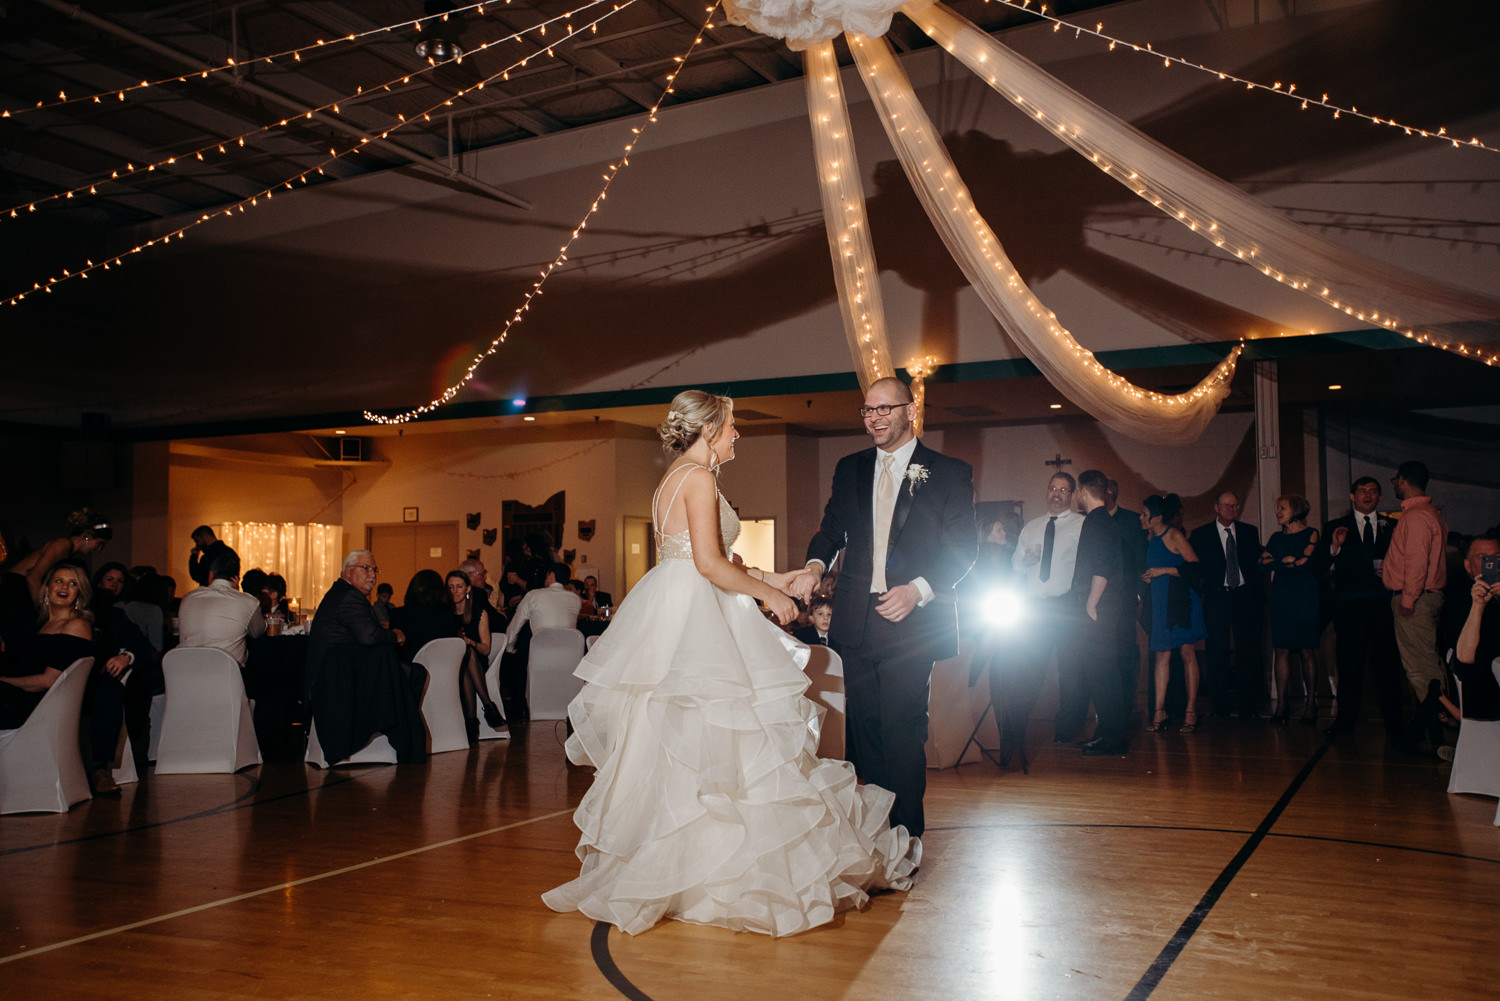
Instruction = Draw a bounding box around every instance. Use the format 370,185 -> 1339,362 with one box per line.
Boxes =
527,628 -> 587,720
803,644 -> 846,760
1448,669 -> 1500,799
477,640 -> 509,741
304,720 -> 398,768
155,647 -> 261,775
415,637 -> 469,754
146,692 -> 166,762
0,658 -> 94,814
585,633 -> 599,650
111,721 -> 138,786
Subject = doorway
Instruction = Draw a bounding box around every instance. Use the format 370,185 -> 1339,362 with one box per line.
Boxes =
367,522 -> 461,599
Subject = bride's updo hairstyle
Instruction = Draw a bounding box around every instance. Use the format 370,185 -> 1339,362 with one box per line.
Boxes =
658,390 -> 733,456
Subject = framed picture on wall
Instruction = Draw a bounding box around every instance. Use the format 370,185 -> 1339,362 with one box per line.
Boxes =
403,507 -> 419,523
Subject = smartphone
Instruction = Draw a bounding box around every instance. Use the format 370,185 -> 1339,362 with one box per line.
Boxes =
1482,553 -> 1499,585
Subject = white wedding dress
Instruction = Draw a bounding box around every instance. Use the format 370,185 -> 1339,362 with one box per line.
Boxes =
542,464 -> 920,937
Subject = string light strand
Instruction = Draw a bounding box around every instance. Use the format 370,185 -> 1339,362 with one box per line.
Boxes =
3,0 -> 624,221
3,2 -> 639,308
988,0 -> 1499,155
363,4 -> 724,425
1,0 -> 525,117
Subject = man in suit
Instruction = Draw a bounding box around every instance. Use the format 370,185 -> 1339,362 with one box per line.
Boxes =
305,550 -> 426,764
792,596 -> 837,651
1073,470 -> 1129,755
1010,473 -> 1085,744
1189,491 -> 1264,718
791,376 -> 976,837
1106,479 -> 1146,720
1318,476 -> 1402,740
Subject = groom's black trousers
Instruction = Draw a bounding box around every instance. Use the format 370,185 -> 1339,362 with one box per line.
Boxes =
839,592 -> 934,838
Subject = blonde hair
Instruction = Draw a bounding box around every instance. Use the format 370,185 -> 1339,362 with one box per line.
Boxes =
36,562 -> 94,626
657,390 -> 733,456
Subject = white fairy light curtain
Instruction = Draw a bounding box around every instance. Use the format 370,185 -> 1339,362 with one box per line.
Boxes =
215,522 -> 342,611
732,0 -> 1500,442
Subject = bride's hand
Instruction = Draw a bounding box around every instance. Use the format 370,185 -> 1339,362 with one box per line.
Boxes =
763,590 -> 798,626
759,569 -> 800,594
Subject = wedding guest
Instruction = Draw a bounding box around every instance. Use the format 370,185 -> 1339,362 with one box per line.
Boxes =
178,546 -> 266,667
261,573 -> 295,626
1189,491 -> 1264,718
1106,479 -> 1147,719
582,575 -> 613,613
86,560 -> 156,791
498,539 -> 528,610
1,509 -> 111,650
1010,472 -> 1085,744
188,525 -> 226,587
305,551 -> 426,765
1072,470 -> 1128,755
1260,494 -> 1322,723
448,569 -> 507,742
459,558 -> 505,634
0,564 -> 103,787
1449,535 -> 1500,722
1318,476 -> 1402,740
1383,461 -> 1449,744
371,582 -> 396,628
119,572 -> 168,652
793,596 -> 836,650
1140,494 -> 1206,734
393,570 -> 455,657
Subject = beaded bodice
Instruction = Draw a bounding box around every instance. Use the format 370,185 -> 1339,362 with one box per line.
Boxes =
654,465 -> 739,562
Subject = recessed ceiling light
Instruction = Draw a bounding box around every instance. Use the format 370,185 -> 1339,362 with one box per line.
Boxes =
1327,384 -> 1342,391
523,415 -> 536,422
1049,403 -> 1062,410
333,429 -> 347,435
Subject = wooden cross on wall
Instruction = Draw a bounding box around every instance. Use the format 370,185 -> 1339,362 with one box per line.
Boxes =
1045,453 -> 1072,472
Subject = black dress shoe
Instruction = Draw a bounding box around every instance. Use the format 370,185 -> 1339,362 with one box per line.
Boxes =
1081,738 -> 1128,756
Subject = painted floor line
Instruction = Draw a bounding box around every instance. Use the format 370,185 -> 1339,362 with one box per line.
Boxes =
0,807 -> 574,966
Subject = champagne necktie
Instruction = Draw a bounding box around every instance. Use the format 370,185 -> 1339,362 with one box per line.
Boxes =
872,454 -> 896,592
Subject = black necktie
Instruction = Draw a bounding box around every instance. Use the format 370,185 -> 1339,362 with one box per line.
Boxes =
1225,528 -> 1241,588
1040,516 -> 1056,583
1361,515 -> 1374,548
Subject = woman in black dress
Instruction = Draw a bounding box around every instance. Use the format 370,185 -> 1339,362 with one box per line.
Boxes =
1260,494 -> 1322,723
447,570 -> 506,741
1,563 -> 96,736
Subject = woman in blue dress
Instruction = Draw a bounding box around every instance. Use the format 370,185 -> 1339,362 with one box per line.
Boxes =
1140,494 -> 1206,734
1260,494 -> 1322,723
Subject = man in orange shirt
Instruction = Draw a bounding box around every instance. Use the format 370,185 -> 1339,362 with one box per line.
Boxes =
1381,460 -> 1448,752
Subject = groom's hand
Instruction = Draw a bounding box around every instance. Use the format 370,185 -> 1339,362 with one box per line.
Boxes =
789,567 -> 819,601
875,583 -> 919,622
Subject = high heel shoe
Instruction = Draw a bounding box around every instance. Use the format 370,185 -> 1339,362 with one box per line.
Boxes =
1269,708 -> 1288,725
1146,709 -> 1168,733
1300,699 -> 1318,723
483,701 -> 507,730
1179,711 -> 1198,735
465,717 -> 480,747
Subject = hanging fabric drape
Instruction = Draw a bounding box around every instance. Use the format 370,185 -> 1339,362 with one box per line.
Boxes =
216,521 -> 342,611
804,40 -> 895,392
903,1 -> 1500,350
846,31 -> 1238,444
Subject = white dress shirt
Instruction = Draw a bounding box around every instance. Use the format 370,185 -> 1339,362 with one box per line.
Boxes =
505,583 -> 582,652
1012,508 -> 1084,599
178,578 -> 266,666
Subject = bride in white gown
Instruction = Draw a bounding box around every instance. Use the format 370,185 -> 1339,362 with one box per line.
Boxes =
543,390 -> 920,937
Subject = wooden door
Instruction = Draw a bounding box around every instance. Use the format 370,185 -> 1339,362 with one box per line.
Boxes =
366,522 -> 461,602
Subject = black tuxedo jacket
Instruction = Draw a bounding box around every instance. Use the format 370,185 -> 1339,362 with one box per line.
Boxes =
806,440 -> 976,660
304,577 -> 398,701
1189,519 -> 1263,598
792,625 -> 838,653
1318,510 -> 1395,603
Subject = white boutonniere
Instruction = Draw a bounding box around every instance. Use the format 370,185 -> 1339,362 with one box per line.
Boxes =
904,463 -> 929,496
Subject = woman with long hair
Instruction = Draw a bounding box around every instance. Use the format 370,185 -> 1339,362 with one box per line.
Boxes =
447,569 -> 506,742
1,510 -> 110,648
1,564 -> 98,777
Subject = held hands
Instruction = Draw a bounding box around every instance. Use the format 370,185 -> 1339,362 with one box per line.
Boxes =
763,590 -> 798,626
787,567 -> 821,602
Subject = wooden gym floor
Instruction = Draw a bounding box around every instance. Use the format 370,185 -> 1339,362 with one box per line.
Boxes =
2,716 -> 1496,1001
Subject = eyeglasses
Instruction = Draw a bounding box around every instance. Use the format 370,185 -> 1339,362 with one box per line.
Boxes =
353,564 -> 379,574
858,403 -> 909,418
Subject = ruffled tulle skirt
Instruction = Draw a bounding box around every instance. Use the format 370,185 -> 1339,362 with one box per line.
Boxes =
542,559 -> 919,937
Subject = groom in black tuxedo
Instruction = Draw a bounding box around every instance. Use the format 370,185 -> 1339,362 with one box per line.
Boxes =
794,377 -> 976,837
